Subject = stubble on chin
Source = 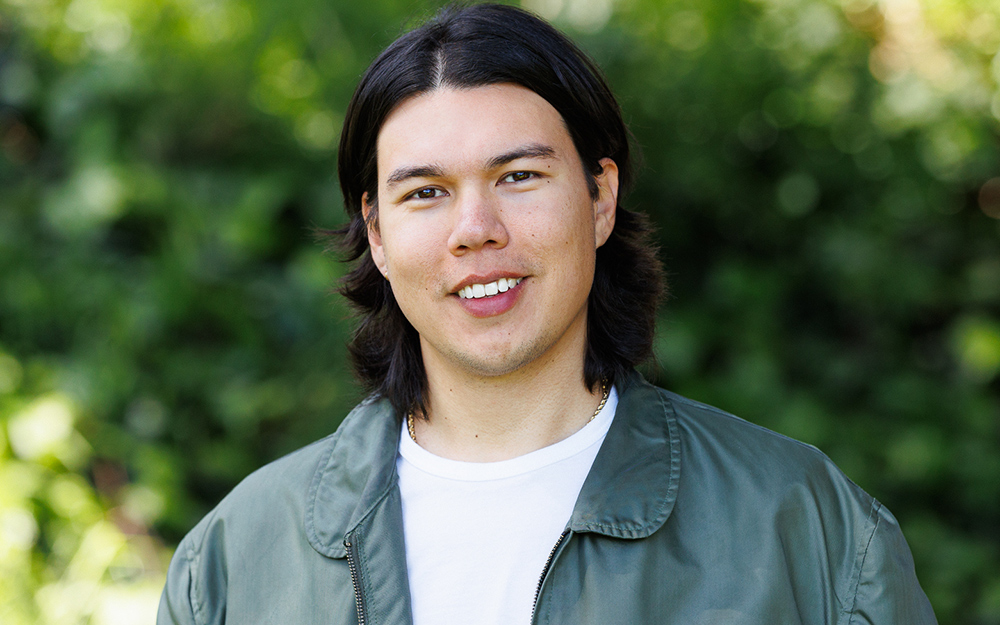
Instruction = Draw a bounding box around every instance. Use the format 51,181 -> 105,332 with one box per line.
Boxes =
419,308 -> 588,383
452,338 -> 552,379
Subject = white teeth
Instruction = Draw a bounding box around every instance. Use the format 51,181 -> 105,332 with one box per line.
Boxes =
457,278 -> 523,299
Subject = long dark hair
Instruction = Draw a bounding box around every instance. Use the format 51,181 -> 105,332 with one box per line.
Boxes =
331,3 -> 664,418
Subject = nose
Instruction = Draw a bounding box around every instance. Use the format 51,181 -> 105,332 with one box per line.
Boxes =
447,188 -> 509,254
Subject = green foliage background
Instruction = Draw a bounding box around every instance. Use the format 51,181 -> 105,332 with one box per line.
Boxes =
1,0 -> 998,622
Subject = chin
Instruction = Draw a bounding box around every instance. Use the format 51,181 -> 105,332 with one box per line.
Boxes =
445,341 -> 549,379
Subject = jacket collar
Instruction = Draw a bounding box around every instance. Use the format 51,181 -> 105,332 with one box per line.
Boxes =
568,371 -> 681,539
306,396 -> 403,558
305,371 -> 681,558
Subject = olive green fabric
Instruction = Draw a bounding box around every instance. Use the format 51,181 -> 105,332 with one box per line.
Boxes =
158,372 -> 936,624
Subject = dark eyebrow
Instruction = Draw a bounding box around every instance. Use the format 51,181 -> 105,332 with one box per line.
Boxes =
384,144 -> 556,189
386,164 -> 445,189
485,143 -> 556,170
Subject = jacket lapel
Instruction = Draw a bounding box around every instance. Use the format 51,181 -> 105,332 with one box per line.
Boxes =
568,371 -> 681,539
306,396 -> 413,624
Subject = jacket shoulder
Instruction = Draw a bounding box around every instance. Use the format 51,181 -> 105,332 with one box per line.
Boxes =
654,386 -> 878,571
199,429 -> 340,534
660,387 -> 861,493
190,393 -> 394,534
158,396 -> 393,625
653,387 -> 935,622
158,430 -> 342,624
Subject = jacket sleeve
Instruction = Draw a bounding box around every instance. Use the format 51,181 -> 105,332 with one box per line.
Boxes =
157,517 -> 229,625
842,503 -> 938,625
157,538 -> 201,625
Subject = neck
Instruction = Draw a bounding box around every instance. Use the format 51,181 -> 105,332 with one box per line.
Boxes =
412,352 -> 605,462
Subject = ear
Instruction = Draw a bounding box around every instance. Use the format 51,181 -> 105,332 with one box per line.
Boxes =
593,158 -> 618,249
362,193 -> 389,279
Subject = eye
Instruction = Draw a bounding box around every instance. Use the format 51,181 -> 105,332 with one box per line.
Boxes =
406,187 -> 445,201
501,171 -> 535,184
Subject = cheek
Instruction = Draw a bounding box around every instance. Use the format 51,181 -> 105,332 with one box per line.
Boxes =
387,247 -> 436,283
547,198 -> 598,279
550,196 -> 597,250
381,218 -> 435,267
381,229 -> 442,305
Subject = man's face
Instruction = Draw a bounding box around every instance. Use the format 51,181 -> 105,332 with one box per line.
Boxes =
366,84 -> 617,381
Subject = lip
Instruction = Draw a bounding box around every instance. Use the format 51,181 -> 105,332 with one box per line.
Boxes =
453,276 -> 526,318
451,272 -> 526,294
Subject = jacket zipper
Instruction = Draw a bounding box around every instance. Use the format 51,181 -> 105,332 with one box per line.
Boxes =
345,539 -> 368,625
530,529 -> 570,624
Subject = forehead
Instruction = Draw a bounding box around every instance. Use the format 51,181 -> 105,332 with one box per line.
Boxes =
375,84 -> 578,178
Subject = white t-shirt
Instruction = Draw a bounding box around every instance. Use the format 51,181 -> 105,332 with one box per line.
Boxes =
396,387 -> 618,625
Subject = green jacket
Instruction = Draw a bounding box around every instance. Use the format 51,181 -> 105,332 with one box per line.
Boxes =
158,373 -> 936,624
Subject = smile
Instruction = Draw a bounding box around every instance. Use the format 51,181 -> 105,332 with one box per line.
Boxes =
457,278 -> 523,299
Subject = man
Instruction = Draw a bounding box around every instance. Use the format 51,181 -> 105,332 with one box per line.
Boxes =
158,4 -> 937,624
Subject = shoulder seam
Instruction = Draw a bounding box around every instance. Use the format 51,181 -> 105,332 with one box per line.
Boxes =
844,499 -> 882,624
664,389 -> 836,462
185,509 -> 217,625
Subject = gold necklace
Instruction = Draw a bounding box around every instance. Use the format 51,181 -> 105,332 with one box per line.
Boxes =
406,381 -> 609,444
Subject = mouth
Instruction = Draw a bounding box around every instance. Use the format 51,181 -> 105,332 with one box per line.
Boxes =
456,277 -> 523,300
